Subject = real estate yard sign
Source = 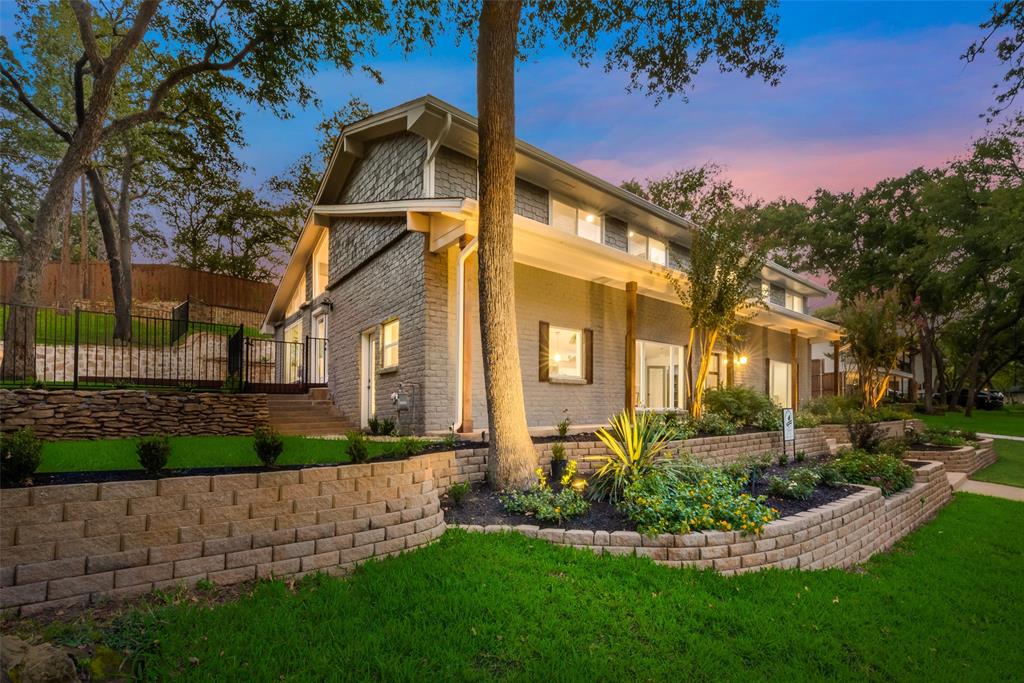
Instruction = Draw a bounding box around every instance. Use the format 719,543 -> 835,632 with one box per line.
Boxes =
782,408 -> 795,459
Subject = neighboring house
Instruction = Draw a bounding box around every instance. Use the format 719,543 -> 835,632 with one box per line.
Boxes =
809,343 -> 930,401
263,96 -> 841,434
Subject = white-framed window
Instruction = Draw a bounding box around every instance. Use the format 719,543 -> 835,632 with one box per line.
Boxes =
549,325 -> 583,379
705,353 -> 721,390
769,359 -> 792,408
785,291 -> 805,313
381,319 -> 399,368
312,232 -> 329,297
551,198 -> 602,244
636,340 -> 684,410
627,231 -> 668,266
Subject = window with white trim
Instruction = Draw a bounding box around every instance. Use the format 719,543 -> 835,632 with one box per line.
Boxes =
549,326 -> 583,379
704,353 -> 721,390
381,319 -> 399,368
636,340 -> 684,410
627,231 -> 668,266
312,233 -> 329,297
551,198 -> 602,244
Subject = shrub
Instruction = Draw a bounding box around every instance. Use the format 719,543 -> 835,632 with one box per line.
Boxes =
447,481 -> 470,507
137,436 -> 170,476
754,406 -> 782,431
620,460 -> 778,536
441,428 -> 458,450
777,452 -> 788,467
794,413 -> 820,428
804,395 -> 861,423
869,405 -> 912,422
921,428 -> 967,448
346,431 -> 370,463
766,467 -> 820,501
657,411 -> 695,441
848,417 -> 883,453
500,467 -> 590,524
550,442 -> 566,462
834,449 -> 914,495
0,428 -> 42,485
703,386 -> 776,426
688,411 -> 737,436
795,450 -> 806,463
876,438 -> 908,458
253,426 -> 284,467
815,462 -> 842,488
722,453 -> 773,490
591,410 -> 670,502
392,436 -> 426,458
367,416 -> 396,436
555,411 -> 572,438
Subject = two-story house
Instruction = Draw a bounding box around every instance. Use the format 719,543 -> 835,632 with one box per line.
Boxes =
262,95 -> 841,434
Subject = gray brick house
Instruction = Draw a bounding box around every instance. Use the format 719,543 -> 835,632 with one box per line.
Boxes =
263,96 -> 840,435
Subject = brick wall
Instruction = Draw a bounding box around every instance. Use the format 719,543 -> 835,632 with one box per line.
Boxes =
820,420 -> 921,444
0,456 -> 446,616
908,439 -> 997,474
0,389 -> 269,440
454,460 -> 952,574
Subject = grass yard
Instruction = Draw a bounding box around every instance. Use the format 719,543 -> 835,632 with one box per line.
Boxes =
38,435 -> 394,473
38,493 -> 1020,681
918,404 -> 1024,436
971,438 -> 1024,488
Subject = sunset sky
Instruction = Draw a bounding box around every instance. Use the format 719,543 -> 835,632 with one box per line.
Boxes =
231,1 -> 1008,202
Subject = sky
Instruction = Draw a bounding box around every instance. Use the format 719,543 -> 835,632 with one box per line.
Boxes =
227,1 -> 1008,202
0,1 -> 1010,206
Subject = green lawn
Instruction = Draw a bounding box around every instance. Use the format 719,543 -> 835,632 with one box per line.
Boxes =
39,435 -> 395,473
61,494 -> 1020,681
971,438 -> 1024,488
919,404 -> 1024,437
0,305 -> 267,347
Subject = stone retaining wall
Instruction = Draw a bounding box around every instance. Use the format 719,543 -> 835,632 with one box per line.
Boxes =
907,439 -> 997,474
0,389 -> 270,440
453,460 -> 952,574
451,428 -> 830,486
0,456 -> 445,615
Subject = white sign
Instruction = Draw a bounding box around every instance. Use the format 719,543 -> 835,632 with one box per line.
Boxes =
782,408 -> 795,442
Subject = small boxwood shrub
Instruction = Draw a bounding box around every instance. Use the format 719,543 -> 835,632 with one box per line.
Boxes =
766,467 -> 820,501
834,449 -> 914,496
346,431 -> 370,463
1,428 -> 42,485
447,481 -> 471,507
253,426 -> 284,466
392,436 -> 426,458
688,411 -> 737,437
500,467 -> 590,524
367,416 -> 397,436
137,435 -> 171,476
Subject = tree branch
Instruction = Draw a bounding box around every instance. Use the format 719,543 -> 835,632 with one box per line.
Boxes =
68,0 -> 106,75
0,65 -> 72,142
0,201 -> 28,247
101,33 -> 262,141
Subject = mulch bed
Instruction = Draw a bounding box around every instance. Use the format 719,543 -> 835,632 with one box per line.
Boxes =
443,455 -> 859,531
907,444 -> 963,452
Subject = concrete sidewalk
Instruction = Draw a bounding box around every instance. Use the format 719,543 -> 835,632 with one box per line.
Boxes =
979,433 -> 1024,442
947,473 -> 1024,502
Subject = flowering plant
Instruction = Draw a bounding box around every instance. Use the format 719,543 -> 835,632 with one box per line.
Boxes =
500,461 -> 589,524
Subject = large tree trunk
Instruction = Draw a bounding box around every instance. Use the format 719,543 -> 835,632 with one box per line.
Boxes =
59,193 -> 72,308
86,160 -> 133,342
79,175 -> 89,299
921,328 -> 934,414
477,0 -> 535,490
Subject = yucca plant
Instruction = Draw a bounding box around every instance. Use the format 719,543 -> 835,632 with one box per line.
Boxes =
589,411 -> 670,502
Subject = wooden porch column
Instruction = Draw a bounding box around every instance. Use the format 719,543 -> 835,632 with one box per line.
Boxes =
832,339 -> 842,397
459,237 -> 474,433
790,329 -> 799,409
726,341 -> 735,387
625,281 -> 638,414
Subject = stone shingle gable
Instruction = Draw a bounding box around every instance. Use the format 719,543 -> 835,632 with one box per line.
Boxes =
435,147 -> 477,199
514,178 -> 548,223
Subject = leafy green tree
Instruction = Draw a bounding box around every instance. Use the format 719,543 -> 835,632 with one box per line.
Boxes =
666,206 -> 771,417
0,0 -> 414,376
622,162 -> 749,226
462,0 -> 786,489
836,290 -> 910,409
963,1 -> 1024,120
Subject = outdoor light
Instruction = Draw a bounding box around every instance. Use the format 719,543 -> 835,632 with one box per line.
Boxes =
738,355 -> 749,365
571,478 -> 587,493
553,353 -> 562,362
584,213 -> 596,223
628,230 -> 635,236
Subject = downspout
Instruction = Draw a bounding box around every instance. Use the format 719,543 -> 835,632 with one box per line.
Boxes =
423,113 -> 453,197
454,236 -> 478,431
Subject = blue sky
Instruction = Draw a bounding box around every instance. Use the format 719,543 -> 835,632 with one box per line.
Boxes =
236,1 -> 1008,201
1,1 -> 1011,202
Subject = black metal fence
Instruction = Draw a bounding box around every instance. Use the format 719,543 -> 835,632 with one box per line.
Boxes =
0,302 -> 328,393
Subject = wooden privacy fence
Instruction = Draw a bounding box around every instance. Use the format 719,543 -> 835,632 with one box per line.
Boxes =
0,261 -> 276,313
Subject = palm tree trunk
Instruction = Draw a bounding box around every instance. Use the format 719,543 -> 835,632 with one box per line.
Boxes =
477,0 -> 534,490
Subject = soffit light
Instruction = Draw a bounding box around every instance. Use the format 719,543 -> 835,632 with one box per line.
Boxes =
584,213 -> 596,223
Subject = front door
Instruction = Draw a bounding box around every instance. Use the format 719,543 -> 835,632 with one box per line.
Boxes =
769,360 -> 792,409
312,313 -> 328,383
360,330 -> 376,428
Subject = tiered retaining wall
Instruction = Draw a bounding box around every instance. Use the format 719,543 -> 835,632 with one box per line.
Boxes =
0,389 -> 270,440
453,460 -> 952,574
820,419 -> 923,444
907,438 -> 997,474
0,456 -> 445,615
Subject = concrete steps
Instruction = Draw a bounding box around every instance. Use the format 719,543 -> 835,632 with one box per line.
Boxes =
267,390 -> 350,436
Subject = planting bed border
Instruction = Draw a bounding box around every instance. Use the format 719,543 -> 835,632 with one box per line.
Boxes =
450,461 -> 952,575
906,438 -> 996,475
